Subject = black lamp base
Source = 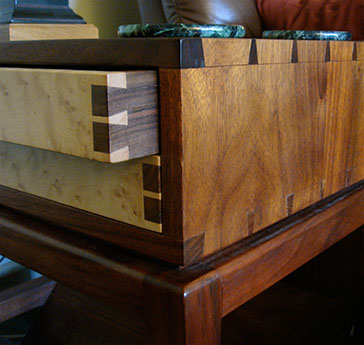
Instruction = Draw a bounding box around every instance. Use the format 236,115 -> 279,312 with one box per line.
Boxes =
1,0 -> 85,24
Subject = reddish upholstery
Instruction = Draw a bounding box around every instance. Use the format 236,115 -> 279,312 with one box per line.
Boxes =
256,0 -> 363,41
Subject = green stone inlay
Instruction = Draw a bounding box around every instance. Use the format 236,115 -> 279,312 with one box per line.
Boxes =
118,24 -> 245,38
262,30 -> 352,41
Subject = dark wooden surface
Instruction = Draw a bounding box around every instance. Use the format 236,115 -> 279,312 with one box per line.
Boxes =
0,39 -> 190,69
221,229 -> 364,345
221,282 -> 354,345
205,182 -> 364,315
0,182 -> 362,344
0,39 -> 362,69
22,284 -> 148,345
0,277 -> 55,323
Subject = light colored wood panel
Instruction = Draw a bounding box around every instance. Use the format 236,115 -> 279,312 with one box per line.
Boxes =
179,61 -> 363,254
0,23 -> 99,41
355,42 -> 364,60
253,172 -> 358,234
0,68 -> 159,163
0,141 -> 162,233
322,172 -> 347,199
297,41 -> 327,62
329,41 -> 355,61
202,38 -> 251,67
349,165 -> 364,186
290,183 -> 322,215
256,39 -> 293,64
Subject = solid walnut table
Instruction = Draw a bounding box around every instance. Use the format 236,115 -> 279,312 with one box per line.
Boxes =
0,38 -> 363,344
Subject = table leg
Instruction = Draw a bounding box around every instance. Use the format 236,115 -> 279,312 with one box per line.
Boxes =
22,274 -> 222,345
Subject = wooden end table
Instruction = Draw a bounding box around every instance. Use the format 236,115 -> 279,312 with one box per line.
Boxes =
0,38 -> 363,344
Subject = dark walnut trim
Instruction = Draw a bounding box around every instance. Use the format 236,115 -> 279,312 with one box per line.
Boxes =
143,196 -> 162,224
92,71 -> 159,160
291,40 -> 298,63
180,38 -> 205,68
0,39 -> 362,69
0,181 -> 361,344
143,164 -> 161,193
248,39 -> 258,65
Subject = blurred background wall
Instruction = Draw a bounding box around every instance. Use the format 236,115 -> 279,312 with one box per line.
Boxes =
69,0 -> 141,38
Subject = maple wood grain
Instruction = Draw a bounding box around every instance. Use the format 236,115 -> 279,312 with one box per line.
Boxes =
0,23 -> 98,41
0,68 -> 158,163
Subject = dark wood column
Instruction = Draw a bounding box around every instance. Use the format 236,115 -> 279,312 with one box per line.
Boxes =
0,0 -> 85,24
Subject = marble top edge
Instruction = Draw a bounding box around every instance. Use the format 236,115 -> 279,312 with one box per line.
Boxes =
118,24 -> 246,38
262,30 -> 352,41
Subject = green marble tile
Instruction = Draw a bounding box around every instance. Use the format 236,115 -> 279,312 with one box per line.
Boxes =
262,30 -> 352,41
118,24 -> 245,38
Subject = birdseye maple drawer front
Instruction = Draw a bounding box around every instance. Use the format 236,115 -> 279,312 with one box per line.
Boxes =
0,67 -> 159,163
0,141 -> 162,233
0,67 -> 162,233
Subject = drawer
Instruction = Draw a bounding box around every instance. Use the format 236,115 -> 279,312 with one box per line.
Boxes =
0,68 -> 159,163
0,141 -> 162,233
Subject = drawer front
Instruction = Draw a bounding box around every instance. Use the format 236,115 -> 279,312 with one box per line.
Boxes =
0,141 -> 162,233
0,68 -> 159,163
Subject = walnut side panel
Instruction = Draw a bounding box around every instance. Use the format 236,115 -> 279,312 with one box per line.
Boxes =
201,40 -> 363,66
0,141 -> 162,233
178,60 -> 363,256
0,68 -> 159,163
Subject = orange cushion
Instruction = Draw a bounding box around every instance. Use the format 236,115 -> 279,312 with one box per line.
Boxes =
256,0 -> 363,41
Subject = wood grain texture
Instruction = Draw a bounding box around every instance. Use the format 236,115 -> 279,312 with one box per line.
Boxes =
202,38 -> 251,67
0,23 -> 98,41
0,67 -> 158,162
355,42 -> 364,61
0,39 -> 362,265
256,39 -> 293,64
23,285 -> 148,345
205,183 -> 364,316
330,41 -> 356,62
0,39 -> 187,69
163,59 -> 364,256
296,40 -> 329,62
0,186 -> 188,264
0,141 -> 162,232
144,272 -> 222,345
159,69 -> 184,240
24,277 -> 222,345
0,277 -> 55,323
0,40 -> 362,70
0,183 -> 361,344
0,209 -> 223,344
